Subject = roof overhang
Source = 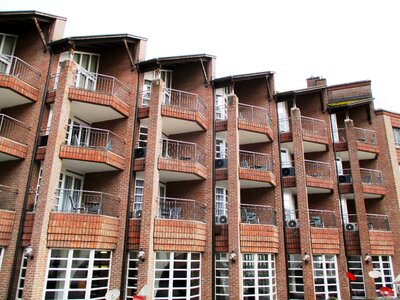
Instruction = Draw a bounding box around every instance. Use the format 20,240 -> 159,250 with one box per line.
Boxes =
138,54 -> 215,72
213,71 -> 274,88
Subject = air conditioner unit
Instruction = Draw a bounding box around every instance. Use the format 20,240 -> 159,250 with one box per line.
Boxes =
287,219 -> 299,228
215,158 -> 228,169
134,147 -> 147,159
282,167 -> 295,177
135,210 -> 143,218
345,223 -> 358,231
338,174 -> 352,183
219,215 -> 228,224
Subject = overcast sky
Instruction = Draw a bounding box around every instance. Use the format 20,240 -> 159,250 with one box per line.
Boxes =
3,0 -> 399,111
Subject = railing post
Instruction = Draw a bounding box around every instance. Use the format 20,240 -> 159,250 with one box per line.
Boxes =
0,115 -> 4,133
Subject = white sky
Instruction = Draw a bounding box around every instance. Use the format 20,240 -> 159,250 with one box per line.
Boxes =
2,0 -> 400,111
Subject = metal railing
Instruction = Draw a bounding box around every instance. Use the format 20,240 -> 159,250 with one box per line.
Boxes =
355,127 -> 377,145
65,124 -> 125,157
240,204 -> 275,225
305,160 -> 331,180
301,116 -> 327,136
238,103 -> 271,126
160,138 -> 206,166
0,54 -> 41,88
239,150 -> 273,172
333,128 -> 346,143
0,184 -> 18,211
279,118 -> 291,133
309,209 -> 337,228
366,214 -> 390,231
164,88 -> 207,119
0,114 -> 30,145
360,168 -> 384,186
215,105 -> 227,121
54,189 -> 120,217
157,197 -> 206,222
73,65 -> 131,105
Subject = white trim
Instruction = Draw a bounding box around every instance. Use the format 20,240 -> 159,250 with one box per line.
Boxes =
287,254 -> 304,299
215,187 -> 228,223
0,247 -> 4,272
372,255 -> 396,295
215,253 -> 229,299
126,251 -> 139,298
312,254 -> 340,299
16,252 -> 28,299
347,255 -> 366,299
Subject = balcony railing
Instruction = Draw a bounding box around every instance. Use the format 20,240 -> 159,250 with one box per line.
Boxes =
239,150 -> 273,172
164,88 -> 207,119
0,184 -> 18,211
157,197 -> 206,222
65,125 -> 125,157
0,54 -> 41,88
355,127 -> 377,145
360,168 -> 384,186
301,116 -> 326,136
0,114 -> 30,145
279,118 -> 291,133
54,189 -> 120,217
343,214 -> 358,225
305,160 -> 331,180
160,138 -> 206,166
215,105 -> 227,121
366,214 -> 390,231
309,209 -> 337,228
333,128 -> 346,143
238,103 -> 271,126
72,65 -> 131,105
240,204 -> 275,225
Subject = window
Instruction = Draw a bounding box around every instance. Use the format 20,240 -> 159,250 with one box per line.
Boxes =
33,162 -> 43,210
215,139 -> 227,159
65,118 -> 91,147
278,102 -> 290,133
372,255 -> 395,295
215,187 -> 228,224
347,256 -> 366,299
242,253 -> 276,299
72,51 -> 100,90
126,251 -> 139,299
287,254 -> 304,299
133,179 -> 144,218
142,79 -> 152,106
215,253 -> 229,299
16,253 -> 27,299
0,33 -> 17,74
44,249 -> 111,300
313,255 -> 340,300
138,126 -> 148,148
393,128 -> 400,147
0,247 -> 4,272
215,88 -> 227,120
154,252 -> 201,299
55,172 -> 84,212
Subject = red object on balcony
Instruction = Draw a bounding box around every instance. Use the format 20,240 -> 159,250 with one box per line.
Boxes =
379,287 -> 394,296
346,271 -> 356,281
133,296 -> 145,300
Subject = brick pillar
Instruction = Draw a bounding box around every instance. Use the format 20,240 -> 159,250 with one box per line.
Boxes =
344,118 -> 375,298
23,60 -> 76,299
227,94 -> 243,299
136,79 -> 164,297
290,107 -> 315,299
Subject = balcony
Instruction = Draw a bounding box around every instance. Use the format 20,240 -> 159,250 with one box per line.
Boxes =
367,214 -> 394,255
0,114 -> 30,161
154,197 -> 207,252
0,185 -> 17,247
158,139 -> 207,181
0,54 -> 41,106
360,168 -> 386,198
309,209 -> 340,254
240,204 -> 278,252
48,189 -> 120,249
0,184 -> 18,211
305,160 -> 333,192
59,125 -> 126,172
366,214 -> 390,231
238,103 -> 273,144
334,127 -> 379,160
239,150 -> 275,188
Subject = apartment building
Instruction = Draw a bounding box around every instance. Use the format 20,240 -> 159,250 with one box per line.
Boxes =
1,9 -> 400,300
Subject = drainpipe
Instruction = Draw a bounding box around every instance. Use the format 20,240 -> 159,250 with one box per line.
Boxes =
7,50 -> 55,300
211,82 -> 216,300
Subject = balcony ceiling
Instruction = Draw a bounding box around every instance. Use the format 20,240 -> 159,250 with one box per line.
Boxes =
239,130 -> 270,145
62,159 -> 117,173
162,117 -> 203,135
240,179 -> 273,189
0,88 -> 32,109
283,186 -> 331,194
70,101 -> 125,123
159,170 -> 203,182
0,152 -> 20,162
280,141 -> 327,154
336,150 -> 377,161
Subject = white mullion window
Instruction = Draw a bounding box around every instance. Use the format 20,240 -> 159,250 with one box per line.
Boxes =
138,126 -> 148,148
154,252 -> 201,299
393,128 -> 400,147
215,187 -> 228,224
313,255 -> 340,300
0,247 -> 3,272
215,253 -> 229,299
287,254 -> 304,299
215,139 -> 227,159
242,253 -> 276,299
73,51 -> 100,90
133,179 -> 144,218
142,79 -> 152,106
347,256 -> 366,299
0,33 -> 18,74
16,253 -> 28,299
215,88 -> 227,120
34,162 -> 44,211
126,251 -> 139,299
372,255 -> 396,295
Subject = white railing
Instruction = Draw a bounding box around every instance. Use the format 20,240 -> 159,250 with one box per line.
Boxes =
160,138 -> 206,166
239,150 -> 273,172
157,197 -> 206,222
360,168 -> 384,186
164,88 -> 207,118
0,54 -> 41,88
238,103 -> 271,125
0,114 -> 30,145
305,160 -> 331,180
301,116 -> 327,136
354,127 -> 377,145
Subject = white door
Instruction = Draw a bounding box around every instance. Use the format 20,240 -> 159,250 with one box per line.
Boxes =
215,88 -> 227,120
73,52 -> 100,90
56,172 -> 84,212
65,117 -> 91,147
215,139 -> 227,159
0,33 -> 17,74
331,113 -> 339,142
280,148 -> 291,167
283,192 -> 296,220
278,102 -> 290,132
336,158 -> 343,175
160,70 -> 172,104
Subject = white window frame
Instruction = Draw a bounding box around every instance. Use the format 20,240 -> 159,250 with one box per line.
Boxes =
33,162 -> 44,211
393,127 -> 400,147
0,247 -> 4,272
280,148 -> 291,168
287,254 -> 304,299
215,139 -> 227,159
215,253 -> 229,299
138,126 -> 148,148
347,256 -> 366,299
65,116 -> 91,147
133,179 -> 144,217
0,32 -> 18,74
215,88 -> 227,120
142,79 -> 152,106
312,254 -> 340,300
215,187 -> 228,224
372,255 -> 396,295
330,113 -> 339,142
126,251 -> 139,299
153,252 -> 201,299
16,252 -> 27,299
44,249 -> 112,300
242,253 -> 276,299
278,101 -> 290,133
72,51 -> 101,90
55,170 -> 84,212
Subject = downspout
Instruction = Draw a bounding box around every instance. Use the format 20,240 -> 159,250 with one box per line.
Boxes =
211,82 -> 216,300
120,64 -> 141,299
7,50 -> 55,300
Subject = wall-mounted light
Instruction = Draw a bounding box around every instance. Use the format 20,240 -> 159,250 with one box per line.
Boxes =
229,250 -> 237,263
365,253 -> 372,264
137,248 -> 145,262
24,245 -> 34,260
303,252 -> 310,264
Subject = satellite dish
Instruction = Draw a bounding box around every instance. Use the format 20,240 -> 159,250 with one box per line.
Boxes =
138,284 -> 149,296
105,289 -> 120,300
369,270 -> 383,279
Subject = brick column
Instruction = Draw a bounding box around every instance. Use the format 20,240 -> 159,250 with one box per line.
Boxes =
23,60 -> 75,299
227,94 -> 243,299
344,118 -> 375,298
290,107 -> 315,299
136,79 -> 164,297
